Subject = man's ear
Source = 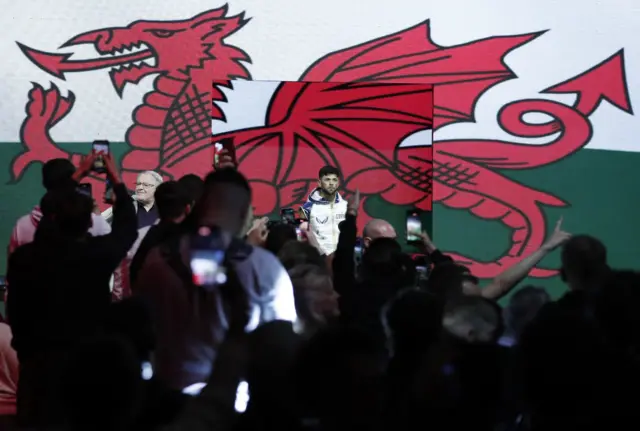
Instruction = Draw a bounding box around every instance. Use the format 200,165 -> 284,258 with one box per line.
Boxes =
363,237 -> 371,248
317,179 -> 322,188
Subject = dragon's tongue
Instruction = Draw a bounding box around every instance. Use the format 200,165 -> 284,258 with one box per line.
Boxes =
18,43 -> 153,79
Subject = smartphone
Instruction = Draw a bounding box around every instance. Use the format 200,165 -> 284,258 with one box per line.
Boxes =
354,237 -> 364,265
406,209 -> 422,243
104,179 -> 114,204
415,265 -> 428,277
213,137 -> 236,166
76,183 -> 92,197
189,228 -> 227,290
92,140 -> 110,173
296,227 -> 303,241
280,207 -> 295,224
354,237 -> 363,256
214,142 -> 222,167
190,249 -> 226,287
220,137 -> 236,164
235,381 -> 249,413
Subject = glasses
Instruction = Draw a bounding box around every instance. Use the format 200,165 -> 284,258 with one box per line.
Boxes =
136,182 -> 156,189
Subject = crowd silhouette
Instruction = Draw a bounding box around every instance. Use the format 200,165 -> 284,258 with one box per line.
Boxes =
1,149 -> 638,431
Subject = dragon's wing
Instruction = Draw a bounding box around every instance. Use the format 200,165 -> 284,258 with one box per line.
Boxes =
211,81 -> 433,208
300,21 -> 543,128
203,22 -> 540,211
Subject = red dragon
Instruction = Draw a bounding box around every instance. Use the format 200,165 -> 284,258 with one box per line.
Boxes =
13,6 -> 632,278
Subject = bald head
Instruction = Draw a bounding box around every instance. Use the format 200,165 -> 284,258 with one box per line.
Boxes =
363,219 -> 396,248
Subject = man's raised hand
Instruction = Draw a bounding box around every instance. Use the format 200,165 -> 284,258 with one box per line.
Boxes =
72,151 -> 97,182
347,188 -> 360,216
103,153 -> 122,185
541,217 -> 572,252
215,149 -> 237,170
246,217 -> 269,247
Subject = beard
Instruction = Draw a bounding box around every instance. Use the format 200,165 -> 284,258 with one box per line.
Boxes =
321,186 -> 337,195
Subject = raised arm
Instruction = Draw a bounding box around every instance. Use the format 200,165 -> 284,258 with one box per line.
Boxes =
102,154 -> 138,252
482,218 -> 571,300
74,153 -> 138,265
416,231 -> 454,266
332,189 -> 359,296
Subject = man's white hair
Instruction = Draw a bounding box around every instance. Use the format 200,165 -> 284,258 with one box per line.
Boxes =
137,171 -> 164,185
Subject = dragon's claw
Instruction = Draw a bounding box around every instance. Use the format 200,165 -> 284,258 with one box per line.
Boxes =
13,81 -> 75,180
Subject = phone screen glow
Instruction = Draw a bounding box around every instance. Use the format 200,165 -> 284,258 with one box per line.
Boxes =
281,208 -> 295,223
77,184 -> 92,197
92,143 -> 109,170
406,215 -> 422,242
93,143 -> 109,154
190,250 -> 225,286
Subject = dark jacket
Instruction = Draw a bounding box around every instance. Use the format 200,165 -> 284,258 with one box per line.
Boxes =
332,215 -> 391,344
129,222 -> 182,289
332,216 -> 453,344
6,183 -> 137,362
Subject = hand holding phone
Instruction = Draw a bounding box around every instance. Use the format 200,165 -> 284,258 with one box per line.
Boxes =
412,254 -> 429,281
246,217 -> 269,247
214,142 -> 222,167
213,137 -> 237,169
190,227 -> 228,290
190,249 -> 226,288
280,208 -> 295,224
71,152 -> 96,183
91,140 -> 110,173
102,153 -> 121,185
76,183 -> 92,197
354,237 -> 364,264
104,179 -> 114,204
406,210 -> 423,244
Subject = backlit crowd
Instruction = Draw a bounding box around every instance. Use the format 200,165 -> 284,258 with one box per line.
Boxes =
0,150 -> 638,431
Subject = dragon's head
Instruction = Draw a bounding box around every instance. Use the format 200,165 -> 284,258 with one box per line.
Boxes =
17,5 -> 251,96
